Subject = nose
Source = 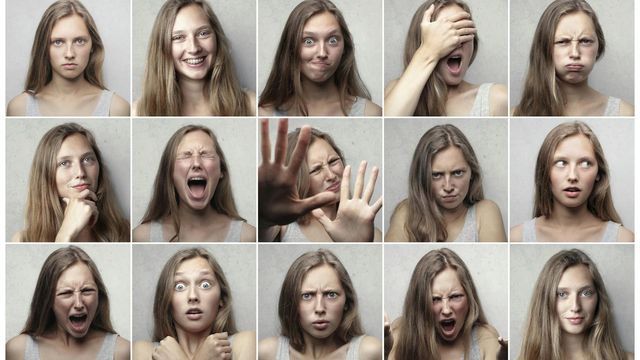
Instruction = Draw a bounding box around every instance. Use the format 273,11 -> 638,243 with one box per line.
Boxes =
190,154 -> 203,169
314,295 -> 326,314
317,41 -> 328,59
570,293 -> 581,312
188,285 -> 200,303
321,165 -> 337,180
441,299 -> 453,315
187,35 -> 201,54
65,44 -> 75,60
570,41 -> 580,59
443,175 -> 454,193
74,162 -> 87,178
567,164 -> 578,182
73,292 -> 85,310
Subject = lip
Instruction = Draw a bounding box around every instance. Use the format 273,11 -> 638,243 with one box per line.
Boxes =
310,61 -> 331,69
186,308 -> 204,320
441,194 -> 458,203
444,51 -> 464,75
182,56 -> 207,68
62,63 -> 78,69
563,187 -> 581,198
311,320 -> 330,330
439,318 -> 457,339
186,175 -> 209,201
68,313 -> 89,333
565,316 -> 584,325
565,63 -> 584,71
325,181 -> 341,193
72,183 -> 90,191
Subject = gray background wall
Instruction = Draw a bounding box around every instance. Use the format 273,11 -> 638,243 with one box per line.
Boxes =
384,244 -> 508,339
132,0 -> 256,100
258,244 -> 382,340
132,118 -> 256,228
384,0 -> 508,94
510,244 -> 634,358
258,0 -> 383,107
384,118 -> 508,235
6,118 -> 131,240
510,0 -> 634,108
6,0 -> 131,104
266,118 -> 383,230
510,118 -> 634,230
6,244 -> 131,340
132,244 -> 256,340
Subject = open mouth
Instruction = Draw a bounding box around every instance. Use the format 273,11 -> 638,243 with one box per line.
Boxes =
184,57 -> 205,66
187,177 -> 207,198
69,314 -> 88,330
563,187 -> 581,197
186,308 -> 204,320
447,55 -> 462,72
440,318 -> 456,332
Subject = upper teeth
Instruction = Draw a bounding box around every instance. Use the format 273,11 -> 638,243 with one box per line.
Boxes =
190,177 -> 205,181
185,57 -> 205,65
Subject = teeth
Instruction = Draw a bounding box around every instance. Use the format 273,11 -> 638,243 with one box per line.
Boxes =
185,57 -> 205,65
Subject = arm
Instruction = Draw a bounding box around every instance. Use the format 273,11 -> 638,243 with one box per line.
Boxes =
7,93 -> 27,116
384,5 -> 476,116
258,336 -> 279,360
115,336 -> 131,360
132,223 -> 151,242
109,94 -> 131,116
133,341 -> 154,360
509,224 -> 524,242
55,190 -> 99,242
240,222 -> 257,242
385,201 -> 409,242
618,226 -> 634,242
475,324 -> 504,360
358,336 -> 382,360
364,100 -> 382,116
6,334 -> 27,360
489,84 -> 508,116
230,331 -> 256,360
476,200 -> 506,242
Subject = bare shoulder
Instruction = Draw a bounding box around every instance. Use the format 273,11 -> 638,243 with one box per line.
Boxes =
364,99 -> 382,116
618,226 -> 634,242
241,222 -> 257,242
358,335 -> 382,360
619,100 -> 634,116
475,324 -> 501,358
6,334 -> 29,360
132,340 -> 154,360
131,99 -> 140,116
510,223 -> 524,242
258,336 -> 279,360
115,336 -> 131,360
244,89 -> 257,116
384,78 -> 399,97
476,199 -> 501,218
625,352 -> 634,360
132,223 -> 151,242
258,105 -> 275,116
11,230 -> 25,242
385,200 -> 408,242
489,83 -> 508,116
232,331 -> 256,360
110,93 -> 131,116
7,92 -> 28,116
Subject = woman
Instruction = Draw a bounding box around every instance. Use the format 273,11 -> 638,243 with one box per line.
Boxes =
134,0 -> 255,116
259,119 -> 382,242
7,0 -> 129,116
386,248 -> 504,359
511,121 -> 633,242
133,248 -> 255,360
384,0 -> 507,116
518,249 -> 632,359
513,0 -> 633,116
259,249 -> 381,359
13,123 -> 129,242
386,124 -> 505,242
259,0 -> 381,116
5,246 -> 130,360
133,124 -> 255,242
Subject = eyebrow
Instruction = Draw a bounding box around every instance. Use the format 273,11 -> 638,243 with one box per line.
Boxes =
302,29 -> 342,36
172,25 -> 213,34
57,151 -> 95,160
174,270 -> 214,276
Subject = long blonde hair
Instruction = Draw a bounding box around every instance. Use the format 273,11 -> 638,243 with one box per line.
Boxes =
403,0 -> 478,116
137,0 -> 249,116
259,0 -> 371,116
26,0 -> 106,93
519,249 -> 626,360
405,124 -> 483,241
514,0 -> 605,116
22,123 -> 129,242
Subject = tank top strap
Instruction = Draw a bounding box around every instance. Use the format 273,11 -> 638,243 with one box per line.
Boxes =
275,336 -> 290,360
454,204 -> 478,242
600,221 -> 620,242
92,90 -> 113,116
469,83 -> 493,116
281,222 -> 309,242
223,220 -> 244,242
522,218 -> 537,242
346,335 -> 364,360
25,92 -> 40,116
467,326 -> 482,360
24,335 -> 40,360
348,97 -> 366,116
96,333 -> 118,360
603,96 -> 621,116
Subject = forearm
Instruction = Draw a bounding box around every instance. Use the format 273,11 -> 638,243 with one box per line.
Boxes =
384,49 -> 438,116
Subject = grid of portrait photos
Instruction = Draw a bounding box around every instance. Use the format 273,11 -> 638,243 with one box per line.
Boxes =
2,0 -> 637,359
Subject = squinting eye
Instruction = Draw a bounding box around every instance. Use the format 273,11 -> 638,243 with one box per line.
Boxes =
432,297 -> 442,303
431,173 -> 442,180
580,39 -> 594,45
175,283 -> 186,291
172,34 -> 185,41
555,39 -> 570,45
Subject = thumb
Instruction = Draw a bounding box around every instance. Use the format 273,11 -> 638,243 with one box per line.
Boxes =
312,208 -> 331,228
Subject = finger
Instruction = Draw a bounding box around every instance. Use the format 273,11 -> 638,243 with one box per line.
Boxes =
312,208 -> 332,228
352,161 -> 367,199
422,4 -> 435,23
452,19 -> 475,30
260,118 -> 271,164
362,166 -> 378,203
297,192 -> 336,215
89,202 -> 99,226
77,189 -> 98,202
287,125 -> 311,172
211,332 -> 228,339
273,118 -> 289,165
446,11 -> 471,23
62,197 -> 70,207
457,34 -> 475,45
456,27 -> 477,37
370,197 -> 383,214
340,165 -> 351,202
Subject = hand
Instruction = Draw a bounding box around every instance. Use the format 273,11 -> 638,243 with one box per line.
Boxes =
259,118 -> 336,227
312,161 -> 382,242
418,4 -> 476,61
497,337 -> 508,360
193,333 -> 232,360
152,336 -> 188,360
55,189 -> 98,242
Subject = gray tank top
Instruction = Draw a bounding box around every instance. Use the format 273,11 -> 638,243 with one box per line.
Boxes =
275,335 -> 364,360
273,97 -> 366,116
453,204 -> 478,242
280,222 -> 310,242
469,83 -> 493,117
149,219 -> 244,242
463,326 -> 481,360
25,333 -> 118,360
603,96 -> 621,116
522,218 -> 620,242
25,89 -> 113,116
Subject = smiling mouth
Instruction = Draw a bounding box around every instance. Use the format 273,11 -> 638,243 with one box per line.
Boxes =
184,57 -> 205,65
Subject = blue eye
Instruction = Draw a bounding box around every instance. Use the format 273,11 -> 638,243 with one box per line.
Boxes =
328,36 -> 339,45
175,283 -> 186,291
200,281 -> 212,289
581,289 -> 594,297
172,34 -> 185,42
302,293 -> 312,300
327,291 -> 338,299
303,38 -> 314,46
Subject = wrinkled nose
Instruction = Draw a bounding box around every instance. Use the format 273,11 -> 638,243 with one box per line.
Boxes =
441,299 -> 453,315
73,292 -> 84,310
570,41 -> 580,59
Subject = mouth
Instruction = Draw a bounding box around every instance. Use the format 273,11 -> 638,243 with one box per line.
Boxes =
563,187 -> 581,198
186,308 -> 204,320
187,176 -> 208,199
566,316 -> 584,325
72,183 -> 90,191
439,319 -> 457,338
441,194 -> 458,202
312,320 -> 330,330
183,56 -> 206,66
566,63 -> 584,71
446,54 -> 463,73
325,181 -> 341,193
68,314 -> 88,331
62,63 -> 78,69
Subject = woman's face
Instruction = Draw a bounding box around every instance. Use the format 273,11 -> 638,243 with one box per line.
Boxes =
299,11 -> 344,84
171,257 -> 222,334
53,262 -> 99,338
173,130 -> 222,211
552,11 -> 599,84
549,134 -> 599,210
430,267 -> 469,343
435,5 -> 475,86
298,264 -> 346,340
49,14 -> 92,81
171,4 -> 217,81
430,146 -> 471,211
55,133 -> 100,200
306,138 -> 344,201
556,264 -> 598,335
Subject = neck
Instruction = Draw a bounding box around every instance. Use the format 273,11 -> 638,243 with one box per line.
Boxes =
446,80 -> 473,96
560,332 -> 587,360
557,79 -> 595,102
301,332 -> 341,358
301,77 -> 340,103
548,201 -> 595,227
52,327 -> 92,347
175,326 -> 211,358
437,332 -> 466,354
177,203 -> 221,227
440,203 -> 468,224
179,77 -> 208,106
46,74 -> 91,95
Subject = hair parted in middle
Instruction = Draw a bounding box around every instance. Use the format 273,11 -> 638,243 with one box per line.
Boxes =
21,245 -> 115,337
153,247 -> 237,341
137,0 -> 250,116
393,248 -> 487,360
519,249 -> 626,360
140,124 -> 243,242
404,0 -> 479,116
404,124 -> 483,241
259,0 -> 372,116
26,0 -> 106,94
514,0 -> 605,116
22,123 -> 129,242
533,121 -> 620,223
278,248 -> 363,352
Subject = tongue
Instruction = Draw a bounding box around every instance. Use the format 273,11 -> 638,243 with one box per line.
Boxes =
447,58 -> 461,72
442,321 -> 455,331
189,183 -> 206,198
